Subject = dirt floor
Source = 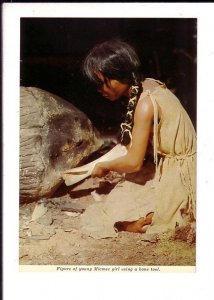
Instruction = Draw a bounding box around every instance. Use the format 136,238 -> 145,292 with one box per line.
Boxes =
19,167 -> 196,267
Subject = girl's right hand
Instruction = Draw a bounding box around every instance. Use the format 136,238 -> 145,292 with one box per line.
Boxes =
91,162 -> 110,178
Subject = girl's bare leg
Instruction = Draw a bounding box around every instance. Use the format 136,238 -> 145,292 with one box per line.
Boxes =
115,212 -> 154,233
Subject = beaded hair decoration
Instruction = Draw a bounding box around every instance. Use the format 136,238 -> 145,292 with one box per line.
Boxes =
120,74 -> 142,146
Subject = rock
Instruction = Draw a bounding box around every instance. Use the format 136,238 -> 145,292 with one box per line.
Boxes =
20,86 -> 103,201
63,228 -> 75,232
60,201 -> 87,213
19,229 -> 31,239
31,202 -> 48,221
141,233 -> 159,243
46,227 -> 56,236
61,217 -> 77,230
64,212 -> 80,217
37,211 -> 53,226
28,222 -> 56,239
91,191 -> 102,202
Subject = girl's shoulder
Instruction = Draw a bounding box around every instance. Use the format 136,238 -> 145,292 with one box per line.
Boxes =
142,78 -> 164,92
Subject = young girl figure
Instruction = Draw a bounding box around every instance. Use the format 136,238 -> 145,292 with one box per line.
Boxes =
80,39 -> 196,239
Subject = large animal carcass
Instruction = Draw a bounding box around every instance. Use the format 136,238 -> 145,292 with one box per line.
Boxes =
20,86 -> 103,201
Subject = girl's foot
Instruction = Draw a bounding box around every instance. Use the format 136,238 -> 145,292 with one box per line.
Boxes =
115,212 -> 154,233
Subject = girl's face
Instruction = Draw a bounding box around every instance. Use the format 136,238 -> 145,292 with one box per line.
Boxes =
96,71 -> 130,101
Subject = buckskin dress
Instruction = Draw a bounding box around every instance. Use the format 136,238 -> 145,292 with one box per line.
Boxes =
80,79 -> 196,239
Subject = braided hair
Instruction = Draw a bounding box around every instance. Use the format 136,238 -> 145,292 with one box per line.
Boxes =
120,73 -> 142,145
83,39 -> 143,146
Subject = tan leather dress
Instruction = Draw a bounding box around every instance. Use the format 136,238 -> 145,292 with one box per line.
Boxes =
80,79 -> 196,239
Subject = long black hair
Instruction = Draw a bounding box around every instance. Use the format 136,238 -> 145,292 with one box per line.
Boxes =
83,39 -> 143,145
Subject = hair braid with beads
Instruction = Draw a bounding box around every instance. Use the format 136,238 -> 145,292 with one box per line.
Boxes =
120,73 -> 143,145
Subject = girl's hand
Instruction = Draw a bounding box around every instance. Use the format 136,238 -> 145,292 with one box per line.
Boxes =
91,162 -> 109,178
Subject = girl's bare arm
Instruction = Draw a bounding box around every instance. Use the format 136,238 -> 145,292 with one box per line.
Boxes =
91,96 -> 154,177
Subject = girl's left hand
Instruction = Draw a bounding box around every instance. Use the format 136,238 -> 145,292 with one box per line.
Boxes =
91,162 -> 109,178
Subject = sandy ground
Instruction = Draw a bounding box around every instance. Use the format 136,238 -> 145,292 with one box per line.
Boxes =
19,163 -> 196,267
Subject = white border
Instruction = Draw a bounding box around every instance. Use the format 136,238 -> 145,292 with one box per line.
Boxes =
2,3 -> 214,300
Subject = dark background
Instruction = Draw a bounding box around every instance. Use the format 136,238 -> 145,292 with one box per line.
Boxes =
20,18 -> 197,136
